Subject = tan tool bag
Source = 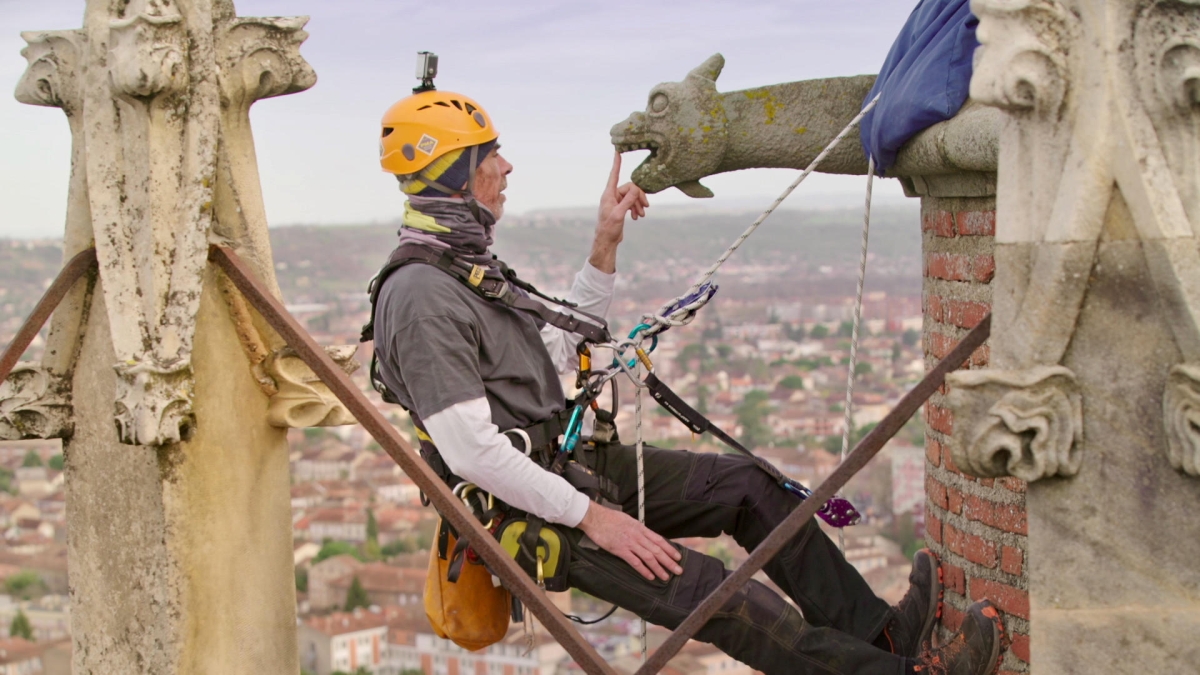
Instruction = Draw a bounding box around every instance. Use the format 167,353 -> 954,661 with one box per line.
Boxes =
423,517 -> 511,651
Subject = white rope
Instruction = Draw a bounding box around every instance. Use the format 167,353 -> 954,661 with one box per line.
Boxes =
635,368 -> 648,662
837,156 -> 875,552
639,94 -> 882,337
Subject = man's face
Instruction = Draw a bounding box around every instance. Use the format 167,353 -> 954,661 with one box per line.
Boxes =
470,145 -> 512,219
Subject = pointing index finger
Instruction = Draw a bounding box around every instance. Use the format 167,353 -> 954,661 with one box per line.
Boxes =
608,150 -> 622,192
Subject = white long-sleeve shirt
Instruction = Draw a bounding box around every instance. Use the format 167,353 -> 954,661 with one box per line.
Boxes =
422,262 -> 615,527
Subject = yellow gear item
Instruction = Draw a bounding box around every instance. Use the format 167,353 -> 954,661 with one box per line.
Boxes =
496,518 -> 570,592
380,90 -> 498,175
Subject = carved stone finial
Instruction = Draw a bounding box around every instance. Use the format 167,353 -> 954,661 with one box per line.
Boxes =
16,30 -> 85,113
1164,363 -> 1200,476
947,366 -> 1083,482
218,16 -> 317,109
0,366 -> 74,440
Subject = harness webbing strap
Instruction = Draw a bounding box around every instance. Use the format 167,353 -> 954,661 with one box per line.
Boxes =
362,243 -> 611,345
643,372 -> 861,528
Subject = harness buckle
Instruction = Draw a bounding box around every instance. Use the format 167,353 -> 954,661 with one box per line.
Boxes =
468,264 -> 486,287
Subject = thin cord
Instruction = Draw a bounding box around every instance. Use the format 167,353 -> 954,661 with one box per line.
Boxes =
639,95 -> 882,336
838,156 -> 875,552
635,369 -> 648,662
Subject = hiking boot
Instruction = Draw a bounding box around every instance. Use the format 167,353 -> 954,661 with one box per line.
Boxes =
913,600 -> 1006,675
877,548 -> 943,657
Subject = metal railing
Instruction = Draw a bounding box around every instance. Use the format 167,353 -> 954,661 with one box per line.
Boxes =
0,245 -> 993,675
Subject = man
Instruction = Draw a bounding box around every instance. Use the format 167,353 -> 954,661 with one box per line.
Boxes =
368,87 -> 1004,675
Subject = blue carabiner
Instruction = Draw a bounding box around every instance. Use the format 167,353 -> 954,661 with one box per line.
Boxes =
629,324 -> 659,354
561,405 -> 584,455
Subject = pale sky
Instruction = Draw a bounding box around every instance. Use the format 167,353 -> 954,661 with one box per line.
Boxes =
0,0 -> 918,239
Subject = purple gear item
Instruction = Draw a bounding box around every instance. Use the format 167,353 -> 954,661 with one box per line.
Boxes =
784,482 -> 862,528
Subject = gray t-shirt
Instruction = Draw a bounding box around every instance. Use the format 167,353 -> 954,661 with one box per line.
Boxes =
373,263 -> 566,431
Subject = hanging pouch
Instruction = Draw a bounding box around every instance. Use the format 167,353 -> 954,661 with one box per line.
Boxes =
423,518 -> 511,651
496,516 -> 571,593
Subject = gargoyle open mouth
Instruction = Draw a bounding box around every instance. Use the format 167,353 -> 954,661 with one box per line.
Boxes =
613,138 -> 661,158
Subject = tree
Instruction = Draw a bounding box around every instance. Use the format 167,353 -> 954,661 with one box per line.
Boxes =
810,324 -> 830,340
735,390 -> 773,449
9,609 -> 32,641
695,385 -> 709,415
5,571 -> 42,598
21,451 -> 42,468
784,323 -> 807,341
295,568 -> 308,593
854,362 -> 873,377
314,540 -> 363,564
777,375 -> 806,391
47,454 -> 64,471
366,509 -> 379,544
715,344 -> 733,360
343,575 -> 370,612
837,321 -> 855,338
902,328 -> 921,347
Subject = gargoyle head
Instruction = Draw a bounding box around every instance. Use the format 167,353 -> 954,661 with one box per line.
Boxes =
610,54 -> 729,198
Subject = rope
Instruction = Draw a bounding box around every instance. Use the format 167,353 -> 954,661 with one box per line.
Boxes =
634,368 -> 648,662
638,94 -> 882,339
837,156 -> 876,552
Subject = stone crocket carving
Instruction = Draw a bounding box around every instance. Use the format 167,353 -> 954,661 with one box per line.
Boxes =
947,366 -> 1083,481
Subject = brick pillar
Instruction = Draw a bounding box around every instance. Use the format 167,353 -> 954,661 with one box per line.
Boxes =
920,196 -> 1029,673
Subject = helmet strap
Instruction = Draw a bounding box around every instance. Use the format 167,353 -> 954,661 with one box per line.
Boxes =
465,144 -> 483,222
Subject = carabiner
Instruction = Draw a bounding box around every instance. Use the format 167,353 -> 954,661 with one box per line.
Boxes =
628,323 -> 659,354
561,405 -> 584,455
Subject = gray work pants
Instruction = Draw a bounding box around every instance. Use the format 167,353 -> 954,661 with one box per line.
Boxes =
565,442 -> 910,675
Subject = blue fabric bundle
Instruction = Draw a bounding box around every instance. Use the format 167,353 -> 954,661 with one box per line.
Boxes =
860,0 -> 979,173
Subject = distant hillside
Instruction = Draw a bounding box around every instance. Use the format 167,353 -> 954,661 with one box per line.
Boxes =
267,204 -> 922,303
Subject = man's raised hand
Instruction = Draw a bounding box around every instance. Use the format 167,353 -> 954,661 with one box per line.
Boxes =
590,152 -> 649,273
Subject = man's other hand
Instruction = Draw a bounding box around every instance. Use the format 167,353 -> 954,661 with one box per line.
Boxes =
590,152 -> 649,273
578,500 -> 683,581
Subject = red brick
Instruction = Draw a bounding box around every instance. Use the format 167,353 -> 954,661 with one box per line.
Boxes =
979,478 -> 994,488
926,253 -> 974,281
926,512 -> 943,545
962,495 -> 1028,536
942,603 -> 965,633
971,344 -> 991,367
972,255 -> 996,283
926,295 -> 945,323
924,210 -> 956,237
927,475 -> 949,510
925,403 -> 954,435
947,486 -> 964,515
942,523 -> 998,568
999,477 -> 1027,493
943,447 -> 961,473
926,438 -> 941,467
955,210 -> 996,236
943,299 -> 990,330
943,562 -> 966,595
928,330 -> 954,359
1001,546 -> 1024,576
970,578 -> 1030,620
963,532 -> 998,568
1009,633 -> 1030,663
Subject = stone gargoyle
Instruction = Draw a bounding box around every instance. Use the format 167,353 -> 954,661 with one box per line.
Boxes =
611,53 -> 1001,199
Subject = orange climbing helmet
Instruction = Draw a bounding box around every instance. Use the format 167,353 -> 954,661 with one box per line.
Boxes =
379,90 -> 498,176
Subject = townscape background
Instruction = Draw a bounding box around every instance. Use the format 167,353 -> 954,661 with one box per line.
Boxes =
0,200 -> 935,675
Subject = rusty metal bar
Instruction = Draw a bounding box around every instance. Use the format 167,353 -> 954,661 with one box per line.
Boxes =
0,248 -> 97,384
634,315 -> 992,675
209,245 -> 616,675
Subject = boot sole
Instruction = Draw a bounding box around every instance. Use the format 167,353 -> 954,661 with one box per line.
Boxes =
916,548 -> 944,650
976,601 -> 1006,675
